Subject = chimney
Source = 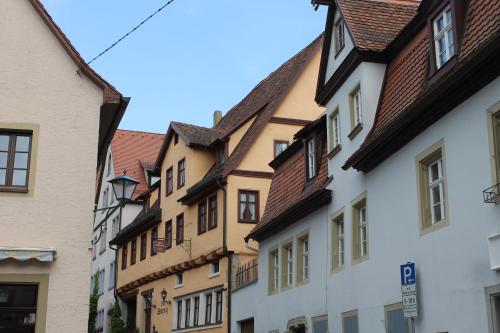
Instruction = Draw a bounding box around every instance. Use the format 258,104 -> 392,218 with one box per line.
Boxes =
213,110 -> 222,127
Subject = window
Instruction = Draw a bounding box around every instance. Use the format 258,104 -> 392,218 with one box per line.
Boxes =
151,227 -> 158,256
208,195 -> 218,229
274,140 -> 289,157
98,269 -> 105,295
306,137 -> 316,179
174,133 -> 179,145
417,141 -> 448,234
130,239 -> 136,265
175,273 -> 183,287
103,187 -> 109,209
107,153 -> 112,176
121,243 -> 127,270
296,235 -> 309,284
176,214 -> 184,244
433,5 -> 455,69
332,212 -> 345,271
92,243 -> 97,260
485,284 -> 500,333
282,243 -> 293,288
349,86 -> 362,138
185,298 -> 191,328
329,110 -> 341,154
215,290 -> 223,323
140,233 -> 147,260
99,225 -> 107,254
166,166 -> 173,195
193,297 -> 200,326
352,195 -> 368,263
210,261 -> 220,276
111,215 -> 120,239
0,132 -> 32,190
385,303 -> 413,333
238,190 -> 259,223
177,301 -> 182,329
109,261 -> 116,290
205,293 -> 212,324
269,249 -> 279,293
493,111 -> 500,183
165,220 -> 172,249
312,315 -> 328,333
342,310 -> 359,333
334,17 -> 345,54
177,158 -> 185,188
198,201 -> 207,234
0,284 -> 39,331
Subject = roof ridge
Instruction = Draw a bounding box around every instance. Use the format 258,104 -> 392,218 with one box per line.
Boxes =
116,128 -> 165,136
171,121 -> 225,132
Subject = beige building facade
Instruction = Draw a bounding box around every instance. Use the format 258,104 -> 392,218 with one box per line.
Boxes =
0,1 -> 127,332
112,36 -> 324,333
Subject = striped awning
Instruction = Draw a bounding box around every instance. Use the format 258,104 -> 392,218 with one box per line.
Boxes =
0,247 -> 56,262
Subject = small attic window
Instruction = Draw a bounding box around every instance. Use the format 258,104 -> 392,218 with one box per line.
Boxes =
174,133 -> 179,145
432,5 -> 455,69
334,16 -> 345,56
306,137 -> 317,180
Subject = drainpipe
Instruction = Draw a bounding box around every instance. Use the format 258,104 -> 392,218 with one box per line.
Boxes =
215,176 -> 231,333
109,204 -> 123,300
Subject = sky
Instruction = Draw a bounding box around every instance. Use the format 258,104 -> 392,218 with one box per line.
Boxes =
41,0 -> 327,133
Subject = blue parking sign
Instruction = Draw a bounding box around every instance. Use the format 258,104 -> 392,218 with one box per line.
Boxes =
400,262 -> 416,286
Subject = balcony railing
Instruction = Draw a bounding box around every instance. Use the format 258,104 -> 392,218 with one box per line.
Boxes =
234,259 -> 258,291
483,183 -> 500,204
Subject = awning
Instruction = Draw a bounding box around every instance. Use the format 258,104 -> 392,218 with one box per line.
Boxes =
0,247 -> 56,262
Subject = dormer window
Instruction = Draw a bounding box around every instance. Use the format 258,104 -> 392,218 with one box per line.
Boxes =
334,17 -> 345,55
433,5 -> 455,69
306,137 -> 316,179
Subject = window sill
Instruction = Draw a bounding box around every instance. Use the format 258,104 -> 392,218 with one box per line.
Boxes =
238,220 -> 258,224
352,254 -> 369,266
172,322 -> 223,333
174,284 -> 184,289
0,187 -> 29,193
208,272 -> 220,279
268,288 -> 279,296
420,219 -> 449,236
331,266 -> 344,274
334,45 -> 345,59
280,284 -> 293,292
328,145 -> 342,159
348,123 -> 363,140
208,224 -> 217,231
295,279 -> 309,288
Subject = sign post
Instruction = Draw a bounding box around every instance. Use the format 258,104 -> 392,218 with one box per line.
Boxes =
400,262 -> 418,319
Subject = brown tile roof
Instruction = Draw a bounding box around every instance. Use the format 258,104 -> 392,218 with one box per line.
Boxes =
338,0 -> 419,52
344,0 -> 500,170
246,117 -> 332,242
171,122 -> 225,148
111,130 -> 164,199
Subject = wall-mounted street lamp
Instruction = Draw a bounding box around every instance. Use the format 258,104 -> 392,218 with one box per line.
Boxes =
92,170 -> 139,245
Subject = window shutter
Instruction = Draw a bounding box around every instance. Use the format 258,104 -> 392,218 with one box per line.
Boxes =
297,243 -> 303,283
268,253 -> 274,293
420,163 -> 432,229
281,247 -> 287,287
332,221 -> 339,270
349,94 -> 355,129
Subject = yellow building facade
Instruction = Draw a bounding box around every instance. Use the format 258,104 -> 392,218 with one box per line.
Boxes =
111,35 -> 324,333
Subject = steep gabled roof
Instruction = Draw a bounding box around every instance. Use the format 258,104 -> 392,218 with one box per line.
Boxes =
344,0 -> 500,171
171,122 -> 225,148
29,0 -> 129,170
177,35 -> 324,203
111,130 -> 164,199
338,0 -> 419,52
246,116 -> 332,242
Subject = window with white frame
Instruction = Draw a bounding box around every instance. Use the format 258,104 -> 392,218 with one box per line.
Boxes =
352,196 -> 368,263
176,300 -> 182,329
107,154 -> 112,177
417,142 -> 448,233
332,213 -> 345,271
185,298 -> 191,328
103,187 -> 109,209
433,5 -> 455,69
297,235 -> 309,283
109,261 -> 115,290
269,249 -> 279,293
99,225 -> 107,254
215,290 -> 223,323
274,140 -> 289,157
334,16 -> 345,54
329,110 -> 341,151
282,243 -> 293,288
306,138 -> 316,179
210,261 -> 220,276
205,293 -> 212,324
349,86 -> 362,131
98,269 -> 105,295
111,215 -> 120,239
175,273 -> 183,287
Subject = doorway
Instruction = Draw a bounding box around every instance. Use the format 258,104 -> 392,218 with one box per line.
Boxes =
240,317 -> 254,333
125,298 -> 137,333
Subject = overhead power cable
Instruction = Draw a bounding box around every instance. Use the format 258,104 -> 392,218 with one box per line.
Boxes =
87,0 -> 177,65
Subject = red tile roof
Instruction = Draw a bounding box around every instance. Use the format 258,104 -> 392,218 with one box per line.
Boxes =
171,122 -> 225,148
338,0 -> 419,52
111,130 -> 164,199
344,0 -> 500,170
247,117 -> 332,242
